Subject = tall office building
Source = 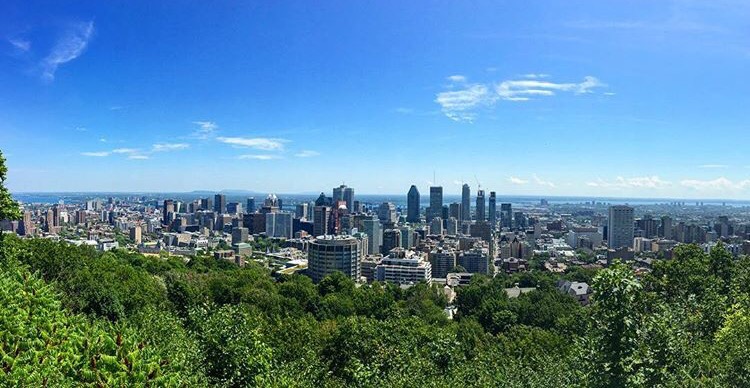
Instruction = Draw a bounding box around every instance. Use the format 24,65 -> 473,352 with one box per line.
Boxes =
246,197 -> 256,213
362,216 -> 383,255
660,215 -> 673,239
226,202 -> 242,215
231,227 -> 249,245
378,202 -> 397,224
214,194 -> 226,214
382,229 -> 402,254
449,203 -> 461,219
488,192 -> 497,226
500,203 -> 512,229
608,205 -> 635,249
308,235 -> 361,283
461,184 -> 471,221
295,203 -> 309,219
162,200 -> 174,225
428,186 -> 443,222
332,184 -> 354,212
476,190 -> 486,221
313,206 -> 331,237
430,217 -> 444,236
266,212 -> 293,239
129,224 -> 142,244
407,185 -> 420,223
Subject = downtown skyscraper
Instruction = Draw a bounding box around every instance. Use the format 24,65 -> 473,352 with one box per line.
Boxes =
428,186 -> 443,222
475,189 -> 485,221
608,205 -> 635,249
406,185 -> 420,223
461,183 -> 471,221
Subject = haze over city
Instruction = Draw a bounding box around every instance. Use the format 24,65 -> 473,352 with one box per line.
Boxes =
2,1 -> 749,198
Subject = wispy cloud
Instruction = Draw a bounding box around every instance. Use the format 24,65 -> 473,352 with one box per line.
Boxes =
394,107 -> 414,114
237,154 -> 281,160
496,76 -> 604,101
41,21 -> 94,81
81,151 -> 110,157
8,38 -> 30,52
295,150 -> 320,158
508,176 -> 529,185
191,121 -> 218,139
446,74 -> 467,83
434,83 -> 493,122
111,148 -> 139,154
152,143 -> 189,152
681,177 -> 750,191
128,154 -> 150,160
435,74 -> 606,121
586,176 -> 671,189
698,164 -> 729,169
532,174 -> 556,188
217,136 -> 287,151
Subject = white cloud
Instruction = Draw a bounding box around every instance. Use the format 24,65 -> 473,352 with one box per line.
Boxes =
237,154 -> 281,160
128,155 -> 150,160
41,21 -> 94,81
81,151 -> 110,157
217,136 -> 286,151
191,121 -> 218,139
8,38 -> 30,52
496,76 -> 604,101
533,174 -> 556,188
434,84 -> 493,122
111,148 -> 139,154
152,143 -> 189,152
295,150 -> 320,157
681,177 -> 750,191
698,164 -> 729,169
435,74 -> 606,121
74,126 -> 87,132
586,176 -> 671,189
508,176 -> 529,185
446,75 -> 467,83
522,73 -> 549,79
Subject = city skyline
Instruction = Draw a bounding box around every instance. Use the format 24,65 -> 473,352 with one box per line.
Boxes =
2,1 -> 750,198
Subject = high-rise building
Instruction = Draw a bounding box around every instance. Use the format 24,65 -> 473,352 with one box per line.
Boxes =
226,202 -> 242,215
231,227 -> 249,245
266,212 -> 293,239
407,185 -> 420,223
362,216 -> 383,255
162,200 -> 174,225
332,184 -> 354,212
458,247 -> 491,275
308,235 -> 361,283
430,217 -> 444,236
429,248 -> 456,278
382,229 -> 402,254
500,203 -> 512,229
446,217 -> 459,236
214,194 -> 226,214
608,205 -> 635,249
313,206 -> 331,237
246,197 -> 256,213
660,215 -> 673,239
295,203 -> 309,219
378,202 -> 397,224
476,190 -> 486,221
448,203 -> 461,219
428,186 -> 443,222
488,192 -> 497,226
129,224 -> 142,244
461,184 -> 471,221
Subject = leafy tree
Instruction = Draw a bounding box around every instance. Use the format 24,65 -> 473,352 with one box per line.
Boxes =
0,150 -> 21,222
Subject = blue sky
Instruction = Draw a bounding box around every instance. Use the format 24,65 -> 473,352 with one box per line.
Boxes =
1,1 -> 749,198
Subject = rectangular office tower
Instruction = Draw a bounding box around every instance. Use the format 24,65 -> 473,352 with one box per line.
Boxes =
608,205 -> 635,249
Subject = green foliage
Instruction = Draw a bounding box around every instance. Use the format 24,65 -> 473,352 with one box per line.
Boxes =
0,150 -> 21,222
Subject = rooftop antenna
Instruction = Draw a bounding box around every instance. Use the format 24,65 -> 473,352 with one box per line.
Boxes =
433,170 -> 436,186
474,174 -> 482,190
